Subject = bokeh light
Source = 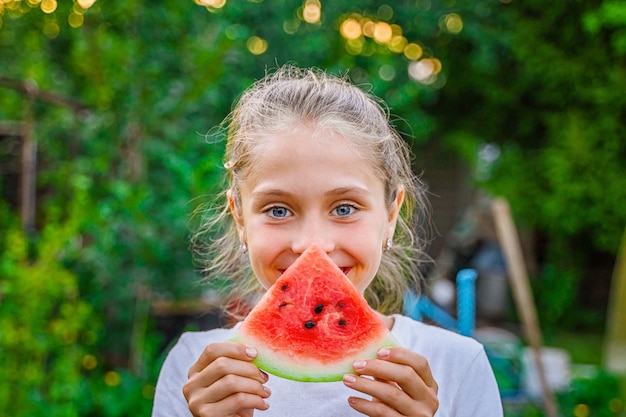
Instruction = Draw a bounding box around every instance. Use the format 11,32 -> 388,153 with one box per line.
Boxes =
40,0 -> 57,14
77,0 -> 97,8
441,12 -> 463,34
373,21 -> 392,44
379,64 -> 396,81
403,43 -> 423,60
225,23 -> 244,40
408,57 -> 442,85
388,35 -> 407,53
345,37 -> 365,55
340,18 -> 361,40
338,12 -> 441,86
104,371 -> 121,387
68,12 -> 84,28
82,354 -> 98,370
378,4 -> 393,20
246,35 -> 268,55
362,18 -> 375,38
573,404 -> 590,417
302,0 -> 321,24
43,20 -> 59,38
609,399 -> 623,413
283,18 -> 300,35
194,0 -> 226,9
0,0 -> 97,28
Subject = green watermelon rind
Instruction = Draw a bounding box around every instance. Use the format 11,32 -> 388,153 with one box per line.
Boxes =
231,330 -> 399,382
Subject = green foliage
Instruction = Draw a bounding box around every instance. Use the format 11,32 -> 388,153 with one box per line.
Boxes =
77,369 -> 156,417
440,1 -> 626,256
0,184 -> 97,417
557,371 -> 625,417
504,371 -> 625,417
532,264 -> 581,330
438,1 -> 626,329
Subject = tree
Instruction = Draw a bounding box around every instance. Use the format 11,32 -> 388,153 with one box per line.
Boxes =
431,0 -> 626,327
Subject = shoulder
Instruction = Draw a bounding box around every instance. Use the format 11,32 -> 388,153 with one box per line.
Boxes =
176,326 -> 237,354
391,314 -> 484,354
390,315 -> 490,384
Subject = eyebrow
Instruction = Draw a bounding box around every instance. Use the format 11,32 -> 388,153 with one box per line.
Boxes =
250,188 -> 290,199
323,186 -> 371,197
250,186 -> 372,200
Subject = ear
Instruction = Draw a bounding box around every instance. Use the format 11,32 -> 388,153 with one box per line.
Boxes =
227,189 -> 245,241
386,186 -> 405,238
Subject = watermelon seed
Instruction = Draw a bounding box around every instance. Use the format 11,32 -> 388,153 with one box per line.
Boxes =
279,302 -> 288,308
314,304 -> 324,314
304,321 -> 316,329
338,319 -> 346,326
280,284 -> 289,291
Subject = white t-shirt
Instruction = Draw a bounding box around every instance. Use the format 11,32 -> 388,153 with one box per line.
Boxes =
152,314 -> 503,417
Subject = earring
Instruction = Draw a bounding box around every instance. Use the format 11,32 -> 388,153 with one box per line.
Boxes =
383,237 -> 393,252
240,241 -> 248,254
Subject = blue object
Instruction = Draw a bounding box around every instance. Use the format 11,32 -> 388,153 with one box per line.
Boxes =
404,269 -> 526,401
403,268 -> 477,337
456,268 -> 477,336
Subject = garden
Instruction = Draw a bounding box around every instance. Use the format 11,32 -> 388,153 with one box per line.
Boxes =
1,1 -> 625,416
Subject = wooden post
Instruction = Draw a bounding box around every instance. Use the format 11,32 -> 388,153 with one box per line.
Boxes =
604,227 -> 626,375
20,98 -> 37,235
491,198 -> 559,417
0,76 -> 88,235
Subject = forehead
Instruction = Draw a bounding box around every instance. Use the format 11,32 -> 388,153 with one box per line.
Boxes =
239,126 -> 384,195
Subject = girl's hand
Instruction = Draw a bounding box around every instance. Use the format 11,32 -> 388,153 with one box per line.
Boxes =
342,347 -> 439,417
183,342 -> 271,417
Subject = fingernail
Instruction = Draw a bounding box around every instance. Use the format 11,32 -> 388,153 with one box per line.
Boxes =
378,348 -> 390,358
245,347 -> 257,358
260,370 -> 269,381
263,386 -> 272,397
263,399 -> 270,409
353,360 -> 366,370
343,374 -> 357,384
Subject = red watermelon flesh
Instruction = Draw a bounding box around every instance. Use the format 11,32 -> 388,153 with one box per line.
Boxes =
231,243 -> 398,382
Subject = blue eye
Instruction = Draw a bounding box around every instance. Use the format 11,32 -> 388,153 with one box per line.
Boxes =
268,206 -> 291,218
333,204 -> 356,217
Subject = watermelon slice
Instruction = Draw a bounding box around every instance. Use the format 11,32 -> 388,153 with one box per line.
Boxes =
231,243 -> 398,382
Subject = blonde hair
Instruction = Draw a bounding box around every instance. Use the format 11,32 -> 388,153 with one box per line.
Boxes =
193,65 -> 429,318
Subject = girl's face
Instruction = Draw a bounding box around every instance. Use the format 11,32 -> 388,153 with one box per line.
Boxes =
228,125 -> 404,294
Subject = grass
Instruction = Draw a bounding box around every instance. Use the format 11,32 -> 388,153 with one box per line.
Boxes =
542,330 -> 605,366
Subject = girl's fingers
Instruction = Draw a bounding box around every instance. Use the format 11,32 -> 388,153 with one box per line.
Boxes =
347,395 -> 402,417
188,341 -> 258,377
343,347 -> 439,416
183,342 -> 271,416
376,347 -> 438,392
188,353 -> 268,391
187,342 -> 267,389
344,374 -> 413,416
199,372 -> 271,404
191,391 -> 270,417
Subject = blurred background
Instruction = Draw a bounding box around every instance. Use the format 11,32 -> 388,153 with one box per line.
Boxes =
1,1 -> 625,416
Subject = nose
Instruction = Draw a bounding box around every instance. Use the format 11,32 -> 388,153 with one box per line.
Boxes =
291,217 -> 336,255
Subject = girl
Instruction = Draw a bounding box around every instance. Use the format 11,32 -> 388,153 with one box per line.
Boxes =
152,66 -> 503,417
